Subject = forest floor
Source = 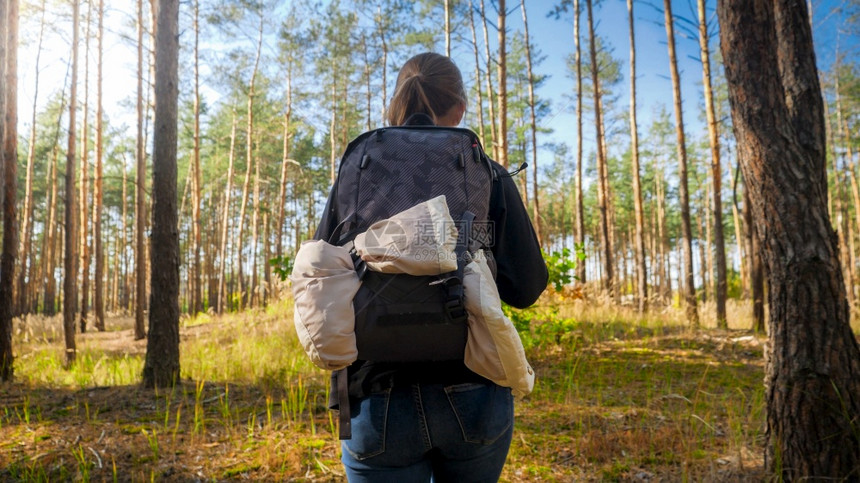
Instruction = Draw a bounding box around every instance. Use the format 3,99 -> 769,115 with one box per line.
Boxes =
0,297 -> 770,482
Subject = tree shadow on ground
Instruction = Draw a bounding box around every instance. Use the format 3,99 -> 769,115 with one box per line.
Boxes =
0,378 -> 341,481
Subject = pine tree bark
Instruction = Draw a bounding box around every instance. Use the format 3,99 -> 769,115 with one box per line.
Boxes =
573,0 -> 585,283
479,0 -> 498,162
206,195 -> 217,307
829,125 -> 855,309
236,16 -> 264,310
495,0 -> 508,169
521,1 -> 541,247
586,0 -> 613,298
375,6 -> 388,123
627,0 -> 646,312
444,0 -> 451,57
699,196 -> 709,303
468,2 -> 486,145
698,0 -> 727,327
663,0 -> 698,325
64,0 -> 81,365
16,0 -> 46,317
731,161 -> 748,296
276,56 -> 294,264
134,0 -> 147,340
361,34 -> 372,131
79,0 -> 92,333
93,0 -> 105,330
718,1 -> 860,476
217,110 -> 237,313
43,141 -> 61,316
834,72 -> 860,305
121,163 -> 129,312
656,157 -> 670,302
250,143 -> 261,307
143,0 -> 180,389
190,0 -> 202,314
0,0 -> 20,381
743,180 -> 765,331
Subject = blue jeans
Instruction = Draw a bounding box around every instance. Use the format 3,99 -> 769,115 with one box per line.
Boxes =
341,381 -> 514,482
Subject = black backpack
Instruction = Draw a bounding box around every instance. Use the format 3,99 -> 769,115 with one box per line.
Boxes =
329,123 -> 496,362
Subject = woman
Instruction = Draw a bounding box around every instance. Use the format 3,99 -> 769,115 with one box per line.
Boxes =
315,52 -> 547,482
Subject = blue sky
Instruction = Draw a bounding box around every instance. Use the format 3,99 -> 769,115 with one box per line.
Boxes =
502,0 -> 860,168
15,0 -> 859,169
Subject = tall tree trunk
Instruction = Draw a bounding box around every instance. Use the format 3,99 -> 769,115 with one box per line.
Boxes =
699,195 -> 709,304
0,0 -> 5,232
43,143 -> 62,316
262,209 -> 271,306
134,0 -> 147,340
731,160 -> 748,297
236,15 -> 264,310
743,179 -> 765,331
649,205 -> 657,290
362,34 -> 372,131
573,0 -> 585,283
835,71 -> 860,306
830,124 -> 855,309
190,0 -> 201,315
79,0 -> 92,334
110,219 -> 118,311
444,0 -> 451,57
496,0 -> 508,169
468,2 -> 486,144
64,0 -> 81,365
718,1 -> 860,476
16,0 -> 46,317
664,0 -> 698,325
206,195 -> 217,308
329,80 -> 337,185
656,158 -> 670,302
521,1 -> 541,246
121,162 -> 129,312
277,57 -> 294,264
93,0 -> 105,331
376,6 -> 388,123
627,0 -> 646,312
480,0 -> 499,162
586,0 -> 613,299
698,0 -> 727,327
217,110 -> 237,313
250,143 -> 261,307
143,0 -> 180,389
0,0 -> 20,381
705,179 -> 714,302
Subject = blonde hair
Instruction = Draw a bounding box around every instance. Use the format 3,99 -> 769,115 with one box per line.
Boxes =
386,53 -> 467,126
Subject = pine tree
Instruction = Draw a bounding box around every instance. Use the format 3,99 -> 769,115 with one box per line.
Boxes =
719,0 -> 860,475
663,0 -> 697,325
143,0 -> 180,389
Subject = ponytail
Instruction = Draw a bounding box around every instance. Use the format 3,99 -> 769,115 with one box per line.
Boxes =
387,53 -> 467,126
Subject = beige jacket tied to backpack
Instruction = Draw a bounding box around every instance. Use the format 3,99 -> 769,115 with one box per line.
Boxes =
290,196 -> 456,370
291,195 -> 535,396
463,251 -> 535,398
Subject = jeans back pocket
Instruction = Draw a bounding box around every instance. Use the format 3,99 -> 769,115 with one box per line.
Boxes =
342,388 -> 391,460
444,383 -> 513,445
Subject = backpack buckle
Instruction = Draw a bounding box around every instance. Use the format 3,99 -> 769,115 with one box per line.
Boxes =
348,246 -> 368,280
444,298 -> 467,322
443,278 -> 467,322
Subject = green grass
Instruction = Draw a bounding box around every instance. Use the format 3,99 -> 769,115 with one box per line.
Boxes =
0,296 -> 769,481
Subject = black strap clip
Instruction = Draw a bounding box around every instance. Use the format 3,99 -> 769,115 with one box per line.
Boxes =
443,279 -> 468,322
347,244 -> 368,281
